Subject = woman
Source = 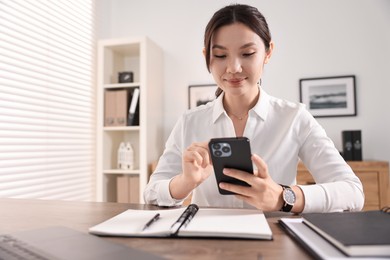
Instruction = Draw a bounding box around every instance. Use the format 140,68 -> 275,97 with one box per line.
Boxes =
144,4 -> 364,213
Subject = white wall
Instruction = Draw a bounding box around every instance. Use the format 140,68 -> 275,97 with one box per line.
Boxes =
97,0 -> 390,163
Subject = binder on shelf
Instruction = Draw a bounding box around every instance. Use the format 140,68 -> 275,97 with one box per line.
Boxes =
116,89 -> 129,126
116,175 -> 140,203
104,90 -> 116,126
104,89 -> 130,127
127,88 -> 140,126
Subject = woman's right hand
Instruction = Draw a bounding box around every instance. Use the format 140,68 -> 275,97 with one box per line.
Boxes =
182,142 -> 213,185
169,142 -> 213,200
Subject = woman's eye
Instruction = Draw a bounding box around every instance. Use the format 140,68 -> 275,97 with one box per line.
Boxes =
213,54 -> 226,58
243,52 -> 255,57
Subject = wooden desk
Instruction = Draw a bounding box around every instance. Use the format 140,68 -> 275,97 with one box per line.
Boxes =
0,198 -> 312,260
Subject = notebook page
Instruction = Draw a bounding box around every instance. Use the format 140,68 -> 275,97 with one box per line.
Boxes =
89,208 -> 184,237
180,208 -> 272,239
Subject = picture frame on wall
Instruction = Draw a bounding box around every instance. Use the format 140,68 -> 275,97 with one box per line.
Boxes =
299,75 -> 356,118
188,84 -> 218,109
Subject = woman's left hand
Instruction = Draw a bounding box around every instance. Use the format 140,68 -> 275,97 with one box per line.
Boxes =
219,153 -> 284,211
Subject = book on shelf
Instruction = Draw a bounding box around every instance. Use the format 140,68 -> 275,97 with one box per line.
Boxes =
116,175 -> 139,203
104,88 -> 139,127
89,204 -> 273,240
104,89 -> 129,127
104,90 -> 117,126
116,89 -> 128,126
301,208 -> 390,257
127,87 -> 139,126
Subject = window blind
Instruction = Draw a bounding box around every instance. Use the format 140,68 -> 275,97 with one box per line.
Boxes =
0,0 -> 96,201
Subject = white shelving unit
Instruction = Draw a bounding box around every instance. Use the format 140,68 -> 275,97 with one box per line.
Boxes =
96,36 -> 164,202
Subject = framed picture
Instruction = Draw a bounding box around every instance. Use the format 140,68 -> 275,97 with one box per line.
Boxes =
299,75 -> 356,117
188,84 -> 218,109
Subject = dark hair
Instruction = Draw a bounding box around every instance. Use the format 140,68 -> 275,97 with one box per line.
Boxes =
204,4 -> 272,97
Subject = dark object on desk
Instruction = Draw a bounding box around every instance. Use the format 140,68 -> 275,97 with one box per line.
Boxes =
279,217 -> 349,259
143,213 -> 161,231
302,209 -> 390,257
118,71 -> 133,83
342,130 -> 362,161
1,226 -> 164,260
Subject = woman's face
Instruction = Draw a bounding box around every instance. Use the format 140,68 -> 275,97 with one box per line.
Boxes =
209,22 -> 272,97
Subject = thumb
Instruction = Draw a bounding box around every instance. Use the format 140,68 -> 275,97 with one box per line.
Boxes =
252,154 -> 268,179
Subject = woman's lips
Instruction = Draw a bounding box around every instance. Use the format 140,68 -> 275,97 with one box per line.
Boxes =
226,78 -> 246,85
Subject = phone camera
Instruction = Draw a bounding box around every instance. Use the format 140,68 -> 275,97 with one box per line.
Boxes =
222,146 -> 230,153
211,142 -> 232,158
214,150 -> 222,157
212,143 -> 221,150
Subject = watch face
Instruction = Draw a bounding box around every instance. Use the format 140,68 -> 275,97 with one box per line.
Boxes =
283,188 -> 296,205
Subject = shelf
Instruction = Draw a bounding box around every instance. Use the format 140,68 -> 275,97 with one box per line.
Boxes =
103,126 -> 140,131
97,36 -> 164,203
103,169 -> 140,175
104,82 -> 140,89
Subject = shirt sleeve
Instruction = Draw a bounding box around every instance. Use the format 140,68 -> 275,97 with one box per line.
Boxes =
297,109 -> 365,213
143,115 -> 186,207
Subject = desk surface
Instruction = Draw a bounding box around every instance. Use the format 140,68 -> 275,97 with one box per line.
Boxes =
0,198 -> 312,260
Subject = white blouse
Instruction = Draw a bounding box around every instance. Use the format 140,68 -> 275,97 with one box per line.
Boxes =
144,88 -> 364,213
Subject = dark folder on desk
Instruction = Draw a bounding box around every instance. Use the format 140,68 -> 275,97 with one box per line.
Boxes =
2,226 -> 164,260
302,210 -> 390,257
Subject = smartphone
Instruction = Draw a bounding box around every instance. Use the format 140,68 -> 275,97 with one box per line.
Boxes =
208,137 -> 254,195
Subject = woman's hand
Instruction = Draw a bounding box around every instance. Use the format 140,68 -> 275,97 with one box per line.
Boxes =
182,142 -> 213,184
169,142 -> 213,200
219,154 -> 286,211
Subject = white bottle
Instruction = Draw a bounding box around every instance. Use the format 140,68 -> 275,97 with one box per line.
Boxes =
117,142 -> 125,169
123,142 -> 134,170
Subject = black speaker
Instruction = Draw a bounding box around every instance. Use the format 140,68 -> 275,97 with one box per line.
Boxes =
342,131 -> 353,161
342,130 -> 362,161
118,71 -> 134,83
352,130 -> 362,161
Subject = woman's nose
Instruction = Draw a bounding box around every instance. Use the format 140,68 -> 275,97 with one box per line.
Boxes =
226,57 -> 242,74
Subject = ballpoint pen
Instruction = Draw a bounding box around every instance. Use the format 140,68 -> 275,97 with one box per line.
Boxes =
142,213 -> 160,231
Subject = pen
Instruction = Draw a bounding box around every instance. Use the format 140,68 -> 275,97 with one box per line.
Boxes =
170,204 -> 199,235
142,213 -> 160,231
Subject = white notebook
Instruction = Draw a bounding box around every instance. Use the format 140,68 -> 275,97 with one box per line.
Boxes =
89,204 -> 272,240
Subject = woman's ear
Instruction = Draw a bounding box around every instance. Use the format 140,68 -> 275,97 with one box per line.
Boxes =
264,41 -> 274,64
202,47 -> 206,57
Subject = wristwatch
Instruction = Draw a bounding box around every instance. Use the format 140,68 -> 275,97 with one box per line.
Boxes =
280,185 -> 296,212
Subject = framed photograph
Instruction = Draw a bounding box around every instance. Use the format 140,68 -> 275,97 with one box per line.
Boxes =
299,75 -> 356,117
188,84 -> 218,109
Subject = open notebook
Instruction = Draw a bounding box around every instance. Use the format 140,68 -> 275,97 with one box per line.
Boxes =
89,204 -> 273,240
